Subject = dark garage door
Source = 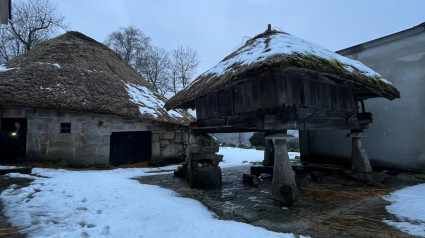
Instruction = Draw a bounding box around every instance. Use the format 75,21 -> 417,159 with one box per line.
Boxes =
109,131 -> 151,166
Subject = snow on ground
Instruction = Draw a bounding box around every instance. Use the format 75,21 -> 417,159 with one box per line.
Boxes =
0,148 -> 301,238
0,165 -> 25,170
219,147 -> 300,168
382,183 -> 425,237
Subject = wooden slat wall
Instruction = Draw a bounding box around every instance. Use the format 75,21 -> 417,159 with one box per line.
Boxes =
195,70 -> 358,121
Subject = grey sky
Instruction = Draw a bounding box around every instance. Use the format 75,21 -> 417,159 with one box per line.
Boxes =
54,0 -> 425,75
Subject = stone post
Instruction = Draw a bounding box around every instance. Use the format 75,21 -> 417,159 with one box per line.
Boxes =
349,130 -> 373,173
265,133 -> 299,204
174,134 -> 223,189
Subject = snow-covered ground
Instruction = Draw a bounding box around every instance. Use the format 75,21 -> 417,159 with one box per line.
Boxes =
0,148 -> 301,238
383,184 -> 425,237
219,147 -> 299,168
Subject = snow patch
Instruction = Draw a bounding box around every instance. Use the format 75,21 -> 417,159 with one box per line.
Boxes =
123,81 -> 187,119
219,147 -> 299,168
382,183 -> 425,237
0,64 -> 14,72
39,86 -> 52,91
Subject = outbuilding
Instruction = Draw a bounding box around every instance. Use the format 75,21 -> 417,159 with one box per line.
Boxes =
0,31 -> 194,167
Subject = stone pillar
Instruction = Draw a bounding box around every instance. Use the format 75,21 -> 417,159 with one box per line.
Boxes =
265,133 -> 299,204
174,134 -> 223,189
349,130 -> 373,173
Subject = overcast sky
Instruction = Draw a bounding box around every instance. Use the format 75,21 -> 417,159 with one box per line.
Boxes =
54,0 -> 425,75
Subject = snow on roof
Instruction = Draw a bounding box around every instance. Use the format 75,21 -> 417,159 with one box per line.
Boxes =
166,30 -> 400,110
123,81 -> 189,120
0,64 -> 14,72
202,32 -> 391,85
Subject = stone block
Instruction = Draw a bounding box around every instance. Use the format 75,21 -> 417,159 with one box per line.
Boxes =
152,142 -> 161,156
154,126 -> 167,134
56,134 -> 82,145
182,132 -> 189,143
102,135 -> 111,145
160,139 -> 171,146
40,133 -> 56,143
75,145 -> 98,158
243,174 -> 260,186
47,147 -> 74,159
173,133 -> 181,143
187,166 -> 222,189
190,146 -> 219,154
49,140 -> 75,148
26,134 -> 40,153
162,144 -> 184,158
97,145 -> 110,158
82,121 -> 98,134
36,123 -> 49,133
162,131 -> 175,140
151,134 -> 160,142
82,134 -> 102,145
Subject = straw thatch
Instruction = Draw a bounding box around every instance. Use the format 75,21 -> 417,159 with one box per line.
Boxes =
165,30 -> 400,110
0,31 -> 194,125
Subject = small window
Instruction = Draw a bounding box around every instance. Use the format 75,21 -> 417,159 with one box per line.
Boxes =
60,123 -> 71,133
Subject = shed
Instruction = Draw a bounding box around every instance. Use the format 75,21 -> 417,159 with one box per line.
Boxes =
0,31 -> 195,167
166,27 -> 400,202
165,29 -> 399,133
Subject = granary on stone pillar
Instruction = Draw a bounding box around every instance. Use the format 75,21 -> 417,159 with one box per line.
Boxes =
165,25 -> 400,202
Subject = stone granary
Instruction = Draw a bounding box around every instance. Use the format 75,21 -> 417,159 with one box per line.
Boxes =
0,31 -> 195,167
165,26 -> 400,204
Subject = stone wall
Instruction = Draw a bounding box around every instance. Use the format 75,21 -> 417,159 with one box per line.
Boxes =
0,108 -> 190,166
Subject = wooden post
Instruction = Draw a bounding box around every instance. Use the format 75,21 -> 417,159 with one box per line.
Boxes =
267,24 -> 271,31
266,133 -> 299,204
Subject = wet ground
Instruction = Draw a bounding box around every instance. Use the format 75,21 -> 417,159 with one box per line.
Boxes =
136,166 -> 425,238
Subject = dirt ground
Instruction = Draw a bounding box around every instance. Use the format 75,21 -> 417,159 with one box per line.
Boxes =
136,165 -> 425,238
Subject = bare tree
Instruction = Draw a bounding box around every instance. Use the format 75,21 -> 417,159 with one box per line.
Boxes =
136,46 -> 170,96
170,46 -> 199,89
105,26 -> 150,66
9,0 -> 67,51
0,0 -> 67,63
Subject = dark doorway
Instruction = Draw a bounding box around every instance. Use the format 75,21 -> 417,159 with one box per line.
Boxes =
0,118 -> 27,162
109,131 -> 151,166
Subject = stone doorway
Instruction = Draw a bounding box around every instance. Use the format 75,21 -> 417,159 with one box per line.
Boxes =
0,118 -> 27,162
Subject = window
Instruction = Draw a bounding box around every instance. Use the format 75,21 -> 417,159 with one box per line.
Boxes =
60,123 -> 71,133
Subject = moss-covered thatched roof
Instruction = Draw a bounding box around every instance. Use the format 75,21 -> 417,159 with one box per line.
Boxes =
165,30 -> 400,110
0,31 -> 194,125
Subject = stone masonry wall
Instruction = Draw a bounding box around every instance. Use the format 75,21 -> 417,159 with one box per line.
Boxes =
0,108 -> 190,166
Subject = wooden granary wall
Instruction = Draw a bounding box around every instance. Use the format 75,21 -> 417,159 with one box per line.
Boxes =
193,69 -> 361,133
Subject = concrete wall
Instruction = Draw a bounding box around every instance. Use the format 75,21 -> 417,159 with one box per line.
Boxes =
0,108 -> 190,166
302,26 -> 425,172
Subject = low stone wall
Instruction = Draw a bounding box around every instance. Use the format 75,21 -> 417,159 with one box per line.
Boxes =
0,108 -> 190,166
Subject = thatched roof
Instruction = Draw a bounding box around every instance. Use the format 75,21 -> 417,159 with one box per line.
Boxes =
0,31 -> 194,125
165,30 -> 400,110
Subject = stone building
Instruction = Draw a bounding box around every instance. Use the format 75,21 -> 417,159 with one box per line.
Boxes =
0,31 -> 194,166
300,23 -> 425,172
